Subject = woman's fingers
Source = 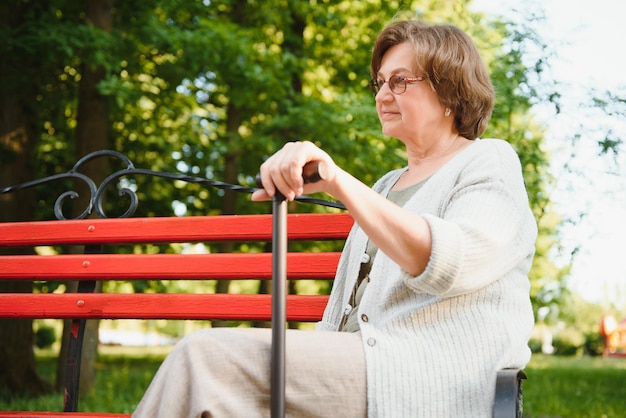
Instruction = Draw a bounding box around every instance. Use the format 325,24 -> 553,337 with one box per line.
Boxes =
259,143 -> 306,200
253,141 -> 334,201
250,188 -> 270,201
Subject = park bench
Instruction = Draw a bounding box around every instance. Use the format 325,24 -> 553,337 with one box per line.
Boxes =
0,150 -> 525,418
600,314 -> 626,357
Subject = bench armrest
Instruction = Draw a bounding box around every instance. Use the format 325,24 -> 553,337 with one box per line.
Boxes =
493,368 -> 526,418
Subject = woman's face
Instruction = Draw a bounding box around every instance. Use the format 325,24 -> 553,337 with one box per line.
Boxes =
374,42 -> 446,143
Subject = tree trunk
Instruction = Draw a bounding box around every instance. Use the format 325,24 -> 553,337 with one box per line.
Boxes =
0,10 -> 50,393
212,106 -> 243,326
56,0 -> 113,396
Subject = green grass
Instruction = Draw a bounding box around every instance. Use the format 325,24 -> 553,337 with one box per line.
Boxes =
523,354 -> 626,417
0,346 -> 170,414
1,350 -> 625,416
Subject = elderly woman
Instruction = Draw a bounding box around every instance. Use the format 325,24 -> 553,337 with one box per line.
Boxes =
133,20 -> 536,418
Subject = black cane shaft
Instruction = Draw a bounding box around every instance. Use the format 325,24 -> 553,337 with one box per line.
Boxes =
265,160 -> 328,418
271,194 -> 287,418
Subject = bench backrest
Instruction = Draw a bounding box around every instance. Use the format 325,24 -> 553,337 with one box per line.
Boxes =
600,314 -> 626,357
0,212 -> 353,322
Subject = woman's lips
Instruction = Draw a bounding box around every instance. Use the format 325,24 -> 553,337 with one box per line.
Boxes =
380,110 -> 399,120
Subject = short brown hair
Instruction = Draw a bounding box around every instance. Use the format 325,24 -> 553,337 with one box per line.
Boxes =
371,20 -> 494,139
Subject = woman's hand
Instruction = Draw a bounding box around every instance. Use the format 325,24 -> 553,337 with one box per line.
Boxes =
252,141 -> 432,276
251,141 -> 337,201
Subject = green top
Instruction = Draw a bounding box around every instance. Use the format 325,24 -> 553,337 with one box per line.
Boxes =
340,178 -> 428,332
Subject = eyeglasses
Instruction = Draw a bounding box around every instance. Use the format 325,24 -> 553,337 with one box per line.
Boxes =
369,75 -> 425,96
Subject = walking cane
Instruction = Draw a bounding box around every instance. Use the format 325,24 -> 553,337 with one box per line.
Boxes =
270,192 -> 287,418
258,162 -> 327,418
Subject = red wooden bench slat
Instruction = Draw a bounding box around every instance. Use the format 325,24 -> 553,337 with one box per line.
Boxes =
0,211 -> 351,416
0,293 -> 329,321
0,252 -> 341,280
0,213 -> 353,246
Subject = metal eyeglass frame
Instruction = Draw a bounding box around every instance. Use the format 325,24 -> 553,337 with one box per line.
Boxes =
368,75 -> 425,96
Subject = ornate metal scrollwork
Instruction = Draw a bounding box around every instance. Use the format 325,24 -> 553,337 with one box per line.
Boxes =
0,150 -> 345,220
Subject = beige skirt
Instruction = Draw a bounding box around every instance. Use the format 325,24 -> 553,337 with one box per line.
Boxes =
132,327 -> 366,418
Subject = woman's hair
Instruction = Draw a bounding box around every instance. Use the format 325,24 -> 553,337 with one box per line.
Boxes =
370,20 -> 495,139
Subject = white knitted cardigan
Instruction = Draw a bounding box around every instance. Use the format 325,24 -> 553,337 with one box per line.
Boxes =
316,138 -> 537,418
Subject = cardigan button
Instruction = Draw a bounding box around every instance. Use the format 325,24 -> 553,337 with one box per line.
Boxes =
367,338 -> 376,346
343,304 -> 353,315
360,253 -> 370,264
361,314 -> 369,323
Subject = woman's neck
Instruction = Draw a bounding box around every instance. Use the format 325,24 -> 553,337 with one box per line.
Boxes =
395,136 -> 472,189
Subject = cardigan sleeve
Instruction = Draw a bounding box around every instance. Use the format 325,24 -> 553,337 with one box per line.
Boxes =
401,140 -> 537,296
